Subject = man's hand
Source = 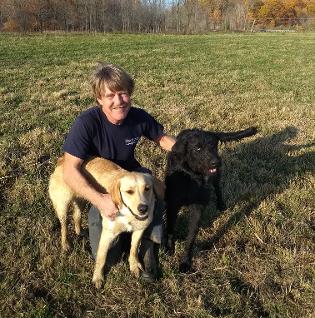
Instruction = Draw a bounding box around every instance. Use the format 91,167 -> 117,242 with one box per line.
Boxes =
96,193 -> 118,221
156,135 -> 176,152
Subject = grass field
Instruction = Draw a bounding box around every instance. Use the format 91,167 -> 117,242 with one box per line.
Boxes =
0,32 -> 314,318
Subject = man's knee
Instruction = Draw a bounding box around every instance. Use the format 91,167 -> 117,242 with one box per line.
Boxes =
88,206 -> 129,264
143,200 -> 165,244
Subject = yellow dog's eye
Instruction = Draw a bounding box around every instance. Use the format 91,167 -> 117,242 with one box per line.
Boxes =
126,190 -> 134,195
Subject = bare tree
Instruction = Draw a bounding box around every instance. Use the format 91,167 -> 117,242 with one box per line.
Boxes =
0,0 -> 314,33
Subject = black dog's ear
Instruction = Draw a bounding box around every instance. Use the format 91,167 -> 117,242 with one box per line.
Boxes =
171,138 -> 187,156
215,127 -> 258,142
176,129 -> 195,140
171,129 -> 193,155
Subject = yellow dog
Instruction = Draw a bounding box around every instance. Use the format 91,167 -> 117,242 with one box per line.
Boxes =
49,156 -> 164,288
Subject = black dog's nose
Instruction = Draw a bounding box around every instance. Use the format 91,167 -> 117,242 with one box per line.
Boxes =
138,204 -> 148,214
210,158 -> 221,167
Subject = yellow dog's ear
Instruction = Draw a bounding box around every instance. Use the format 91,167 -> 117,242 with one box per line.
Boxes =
110,179 -> 122,208
152,176 -> 165,201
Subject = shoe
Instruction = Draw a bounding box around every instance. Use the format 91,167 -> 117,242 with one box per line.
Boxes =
139,238 -> 160,282
141,270 -> 155,283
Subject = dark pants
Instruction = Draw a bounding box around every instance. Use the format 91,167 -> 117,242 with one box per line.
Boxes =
88,166 -> 164,269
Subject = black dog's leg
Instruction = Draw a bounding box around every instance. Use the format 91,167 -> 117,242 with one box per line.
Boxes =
179,204 -> 202,273
213,173 -> 226,211
164,204 -> 179,255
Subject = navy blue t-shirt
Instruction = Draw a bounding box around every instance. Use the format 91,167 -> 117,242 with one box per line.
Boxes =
63,106 -> 164,170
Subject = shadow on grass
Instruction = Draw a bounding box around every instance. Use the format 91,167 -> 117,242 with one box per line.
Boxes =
173,126 -> 314,317
26,282 -> 86,318
199,125 -> 315,250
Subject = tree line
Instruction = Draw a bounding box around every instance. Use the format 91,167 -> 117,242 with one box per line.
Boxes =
0,0 -> 314,33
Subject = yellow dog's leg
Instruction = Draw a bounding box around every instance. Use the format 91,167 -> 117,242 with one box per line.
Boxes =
129,229 -> 145,277
92,228 -> 118,289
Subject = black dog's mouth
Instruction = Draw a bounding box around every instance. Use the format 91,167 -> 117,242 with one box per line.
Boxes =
207,166 -> 220,175
208,168 -> 217,174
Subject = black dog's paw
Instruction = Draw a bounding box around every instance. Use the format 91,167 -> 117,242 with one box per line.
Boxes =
179,261 -> 191,273
217,202 -> 227,212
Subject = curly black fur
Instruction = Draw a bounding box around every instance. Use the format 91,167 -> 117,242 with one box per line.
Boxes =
164,127 -> 258,272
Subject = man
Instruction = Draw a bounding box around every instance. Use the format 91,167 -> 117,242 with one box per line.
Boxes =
62,63 -> 176,281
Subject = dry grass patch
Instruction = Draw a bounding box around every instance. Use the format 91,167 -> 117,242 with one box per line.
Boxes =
0,32 -> 314,317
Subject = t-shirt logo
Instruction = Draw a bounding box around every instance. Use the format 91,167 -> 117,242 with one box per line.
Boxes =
125,137 -> 140,146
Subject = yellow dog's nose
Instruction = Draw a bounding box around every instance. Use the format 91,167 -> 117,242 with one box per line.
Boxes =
137,204 -> 148,214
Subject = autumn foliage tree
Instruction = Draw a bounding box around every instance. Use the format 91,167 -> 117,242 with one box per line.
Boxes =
0,0 -> 314,33
256,0 -> 315,27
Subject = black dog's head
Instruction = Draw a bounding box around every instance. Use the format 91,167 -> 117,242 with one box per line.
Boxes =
168,127 -> 257,177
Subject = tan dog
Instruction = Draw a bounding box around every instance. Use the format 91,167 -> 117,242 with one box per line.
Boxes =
48,156 -> 164,288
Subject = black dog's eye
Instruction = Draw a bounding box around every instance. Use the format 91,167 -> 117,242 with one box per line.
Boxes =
126,190 -> 134,195
144,186 -> 151,191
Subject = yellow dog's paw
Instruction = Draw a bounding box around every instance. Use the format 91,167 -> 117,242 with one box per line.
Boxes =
130,261 -> 143,278
61,240 -> 71,252
92,274 -> 104,289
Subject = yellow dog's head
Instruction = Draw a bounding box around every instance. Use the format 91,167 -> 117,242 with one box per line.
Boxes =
110,172 -> 164,220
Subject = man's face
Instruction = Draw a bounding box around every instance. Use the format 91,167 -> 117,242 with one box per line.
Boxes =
97,85 -> 131,125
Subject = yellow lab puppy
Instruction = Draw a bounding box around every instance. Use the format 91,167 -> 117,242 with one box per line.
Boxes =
48,156 -> 164,288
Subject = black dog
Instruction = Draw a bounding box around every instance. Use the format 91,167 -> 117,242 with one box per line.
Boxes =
164,127 -> 257,272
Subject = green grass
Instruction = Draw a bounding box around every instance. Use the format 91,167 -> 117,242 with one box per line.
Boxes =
0,32 -> 314,318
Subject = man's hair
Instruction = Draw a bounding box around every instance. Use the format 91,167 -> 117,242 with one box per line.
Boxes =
91,63 -> 135,102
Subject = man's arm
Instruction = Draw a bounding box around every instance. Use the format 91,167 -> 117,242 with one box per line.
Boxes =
63,152 -> 117,220
156,135 -> 176,152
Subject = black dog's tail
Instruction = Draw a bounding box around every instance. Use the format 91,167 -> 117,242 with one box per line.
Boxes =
216,127 -> 258,142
